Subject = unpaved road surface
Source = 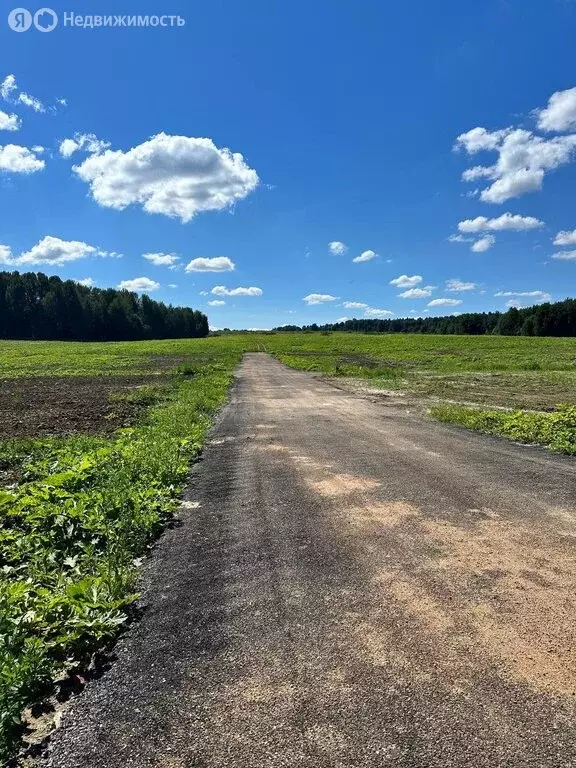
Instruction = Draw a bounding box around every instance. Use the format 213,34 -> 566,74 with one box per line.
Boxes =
45,354 -> 576,767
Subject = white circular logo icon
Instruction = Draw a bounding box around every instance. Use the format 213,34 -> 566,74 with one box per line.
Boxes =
34,7 -> 57,31
8,7 -> 32,31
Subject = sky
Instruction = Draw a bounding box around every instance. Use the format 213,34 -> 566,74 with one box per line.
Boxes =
2,0 -> 576,330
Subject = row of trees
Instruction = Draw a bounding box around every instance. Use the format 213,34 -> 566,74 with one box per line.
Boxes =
0,271 -> 209,341
275,298 -> 576,337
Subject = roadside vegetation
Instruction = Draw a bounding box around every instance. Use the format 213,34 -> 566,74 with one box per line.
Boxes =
431,403 -> 576,455
1,330 -> 575,760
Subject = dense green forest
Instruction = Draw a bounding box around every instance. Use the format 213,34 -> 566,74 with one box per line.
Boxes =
275,298 -> 576,337
0,271 -> 208,341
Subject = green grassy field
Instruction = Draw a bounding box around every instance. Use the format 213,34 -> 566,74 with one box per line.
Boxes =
1,331 -> 575,760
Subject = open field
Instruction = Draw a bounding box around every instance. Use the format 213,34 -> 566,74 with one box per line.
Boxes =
1,332 -> 576,761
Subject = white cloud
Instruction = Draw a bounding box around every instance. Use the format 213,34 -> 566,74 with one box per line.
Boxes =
536,87 -> 576,132
303,293 -> 338,305
506,299 -> 522,309
553,229 -> 576,246
0,75 -> 16,101
352,249 -> 377,263
335,316 -> 350,322
73,133 -> 259,222
448,234 -> 472,243
446,279 -> 477,292
0,144 -> 44,173
0,111 -> 20,131
0,236 -> 97,266
398,286 -> 435,299
18,236 -> 97,265
364,308 -> 394,317
471,235 -> 495,253
211,285 -> 263,296
185,257 -> 235,272
495,290 -> 551,300
17,92 -> 44,112
458,213 -> 544,233
143,252 -> 180,267
455,122 -> 576,203
552,249 -> 576,260
208,299 -> 226,306
118,277 -> 160,292
428,298 -> 463,307
342,301 -> 369,309
328,241 -> 348,256
1,75 -> 46,112
76,277 -> 94,287
390,274 -> 422,288
59,133 -> 110,158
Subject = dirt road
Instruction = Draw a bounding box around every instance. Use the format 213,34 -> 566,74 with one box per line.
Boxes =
45,354 -> 576,767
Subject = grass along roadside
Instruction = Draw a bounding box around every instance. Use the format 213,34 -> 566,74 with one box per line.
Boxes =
430,403 -> 576,455
0,361 -> 237,762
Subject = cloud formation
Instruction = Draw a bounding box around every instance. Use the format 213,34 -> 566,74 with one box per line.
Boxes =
352,249 -> 377,263
118,277 -> 160,292
185,257 -> 235,272
458,213 -> 544,233
59,133 -> 110,158
303,293 -> 338,305
390,274 -> 422,288
73,133 -> 259,222
428,298 -> 462,307
471,234 -> 495,253
143,252 -> 180,267
328,241 -> 348,255
0,144 -> 44,173
0,236 -> 98,266
211,286 -> 263,296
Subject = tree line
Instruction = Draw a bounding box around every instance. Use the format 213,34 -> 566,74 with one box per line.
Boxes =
0,271 -> 209,341
274,298 -> 576,336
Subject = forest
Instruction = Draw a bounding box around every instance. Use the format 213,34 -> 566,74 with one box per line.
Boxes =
0,271 -> 208,341
275,298 -> 576,337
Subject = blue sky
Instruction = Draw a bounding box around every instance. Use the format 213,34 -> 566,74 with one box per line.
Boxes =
2,0 -> 576,329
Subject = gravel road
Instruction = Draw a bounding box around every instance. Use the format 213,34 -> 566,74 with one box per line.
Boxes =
44,353 -> 576,768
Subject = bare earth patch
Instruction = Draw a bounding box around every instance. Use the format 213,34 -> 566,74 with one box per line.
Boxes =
0,374 -> 173,438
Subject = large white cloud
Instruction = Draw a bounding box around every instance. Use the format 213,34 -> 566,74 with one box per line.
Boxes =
553,229 -> 576,246
185,257 -> 235,272
211,285 -> 263,296
0,236 -> 97,266
536,87 -> 576,132
143,252 -> 180,266
458,213 -> 544,233
303,293 -> 338,305
0,144 -> 44,173
73,133 -> 259,222
118,277 -> 160,292
0,111 -> 20,131
428,298 -> 462,307
352,249 -> 377,263
390,274 -> 422,288
455,122 -> 576,203
60,133 -> 110,158
328,241 -> 348,255
552,249 -> 576,260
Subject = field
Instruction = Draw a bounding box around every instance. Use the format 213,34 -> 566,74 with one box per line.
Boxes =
1,331 -> 576,761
